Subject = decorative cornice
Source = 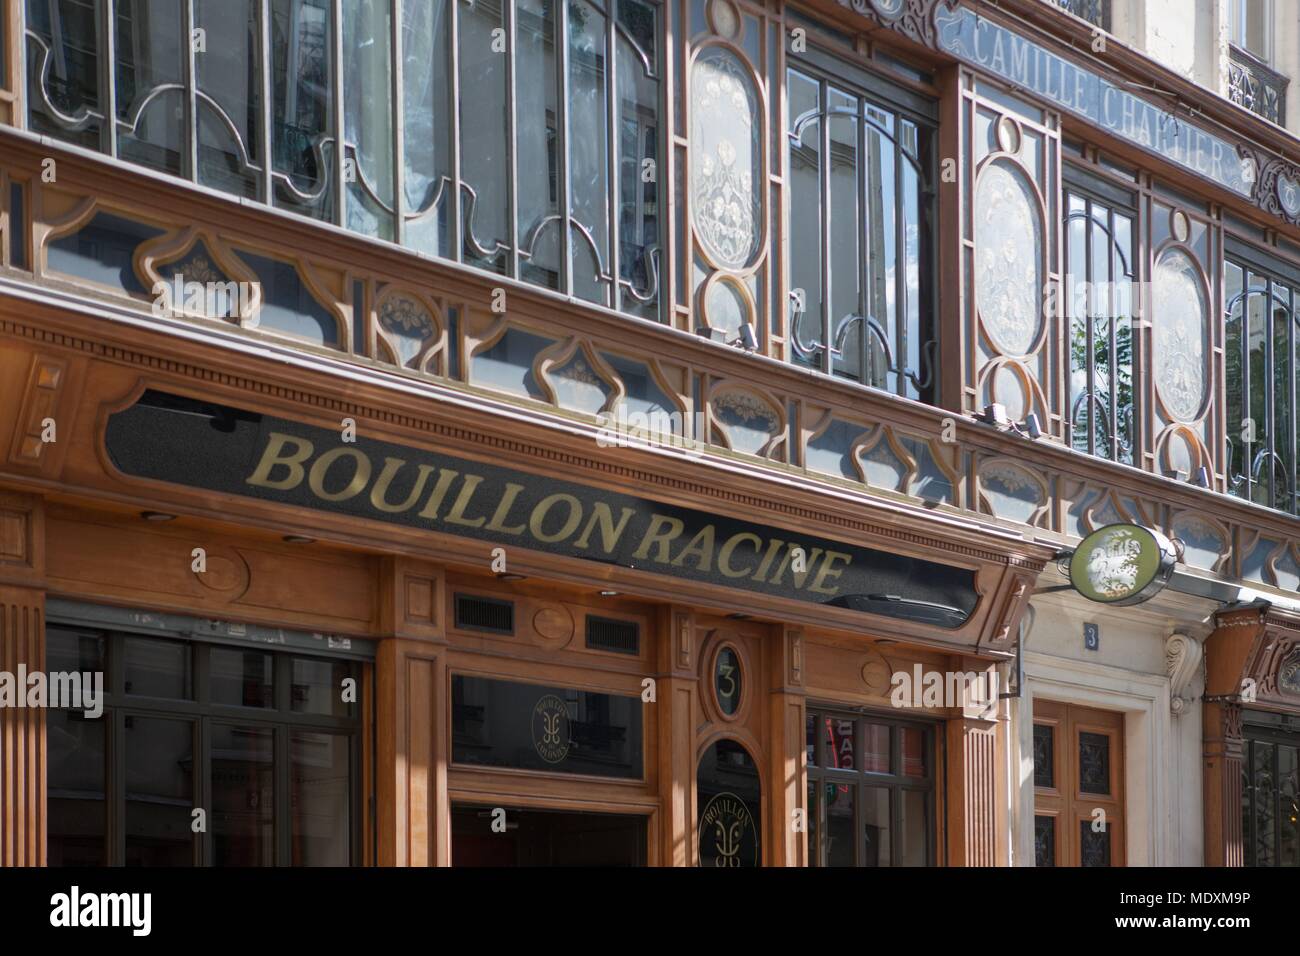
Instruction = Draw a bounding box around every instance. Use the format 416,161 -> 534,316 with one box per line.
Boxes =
0,315 -> 1051,573
822,0 -> 1300,233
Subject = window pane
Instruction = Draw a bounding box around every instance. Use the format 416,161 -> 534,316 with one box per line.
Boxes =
787,69 -> 822,370
901,725 -> 926,776
568,1 -> 610,306
1078,730 -> 1111,795
26,0 -> 103,148
124,637 -> 193,699
125,717 -> 195,865
211,647 -> 274,708
291,656 -> 350,716
1079,818 -> 1111,867
291,732 -> 351,865
401,0 -> 451,257
1253,741 -> 1276,866
827,88 -> 860,382
1279,745 -> 1299,867
1034,814 -> 1055,867
899,789 -> 928,865
824,716 -> 856,771
861,786 -> 891,866
1226,261 -> 1245,489
195,0 -> 262,198
343,0 -> 393,238
115,0 -> 187,177
862,721 -> 890,774
271,0 -> 334,219
516,0 -> 560,289
806,777 -> 819,866
616,0 -> 660,320
825,781 -> 855,866
458,0 -> 510,271
805,712 -> 817,767
46,709 -> 106,865
1033,723 -> 1054,788
212,724 -> 275,865
46,627 -> 105,676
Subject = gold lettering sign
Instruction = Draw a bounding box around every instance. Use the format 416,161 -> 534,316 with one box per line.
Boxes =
106,393 -> 980,626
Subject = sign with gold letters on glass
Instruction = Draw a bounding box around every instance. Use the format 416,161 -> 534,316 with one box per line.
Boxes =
451,676 -> 643,779
104,391 -> 979,627
697,740 -> 761,867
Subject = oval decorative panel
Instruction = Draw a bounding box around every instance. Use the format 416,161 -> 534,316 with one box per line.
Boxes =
974,161 -> 1042,356
690,46 -> 763,270
1152,248 -> 1208,422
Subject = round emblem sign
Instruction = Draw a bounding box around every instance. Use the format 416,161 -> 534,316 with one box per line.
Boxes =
531,694 -> 571,764
1069,523 -> 1177,606
698,791 -> 759,867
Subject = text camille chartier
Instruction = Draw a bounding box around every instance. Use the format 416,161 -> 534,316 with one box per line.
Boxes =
103,392 -> 976,623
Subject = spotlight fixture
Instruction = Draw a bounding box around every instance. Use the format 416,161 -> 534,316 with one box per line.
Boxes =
731,322 -> 759,351
598,589 -> 620,597
495,572 -> 527,581
1191,466 -> 1211,488
140,511 -> 177,522
975,403 -> 1010,427
727,612 -> 752,620
1023,412 -> 1043,440
975,403 -> 1043,440
283,534 -> 315,544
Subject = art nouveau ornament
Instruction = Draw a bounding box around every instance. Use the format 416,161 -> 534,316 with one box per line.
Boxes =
975,162 -> 1042,356
1152,248 -> 1209,422
691,46 -> 763,270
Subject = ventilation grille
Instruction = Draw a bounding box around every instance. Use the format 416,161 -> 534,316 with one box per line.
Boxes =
454,594 -> 515,634
585,616 -> 640,655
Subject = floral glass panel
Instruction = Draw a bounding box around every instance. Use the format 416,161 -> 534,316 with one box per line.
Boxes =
975,161 -> 1041,356
1152,247 -> 1208,423
690,45 -> 761,270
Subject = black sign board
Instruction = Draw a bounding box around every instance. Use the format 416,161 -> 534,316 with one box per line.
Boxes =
104,391 -> 978,626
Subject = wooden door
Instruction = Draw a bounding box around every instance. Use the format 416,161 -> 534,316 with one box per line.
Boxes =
1032,700 -> 1125,866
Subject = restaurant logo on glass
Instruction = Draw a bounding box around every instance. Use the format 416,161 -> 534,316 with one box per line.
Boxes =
531,694 -> 571,764
699,792 -> 758,868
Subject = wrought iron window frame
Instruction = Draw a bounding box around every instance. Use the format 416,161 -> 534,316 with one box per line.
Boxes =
783,41 -> 939,402
22,0 -> 664,318
1062,164 -> 1140,465
1240,729 -> 1300,867
1224,237 -> 1300,515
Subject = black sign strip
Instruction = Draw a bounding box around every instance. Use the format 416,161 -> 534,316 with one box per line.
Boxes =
104,391 -> 978,628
